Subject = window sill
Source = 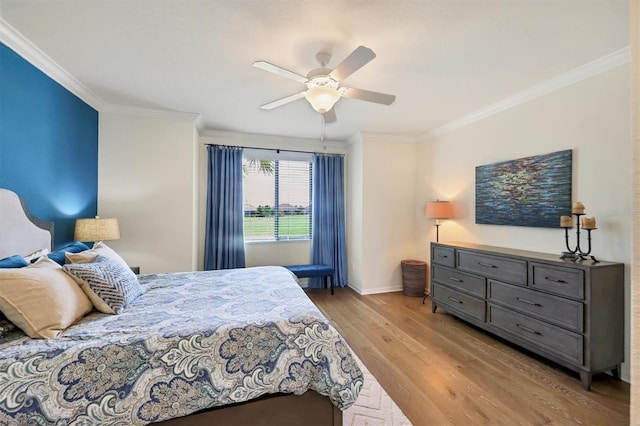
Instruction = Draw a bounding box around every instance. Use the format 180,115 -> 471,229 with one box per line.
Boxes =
245,239 -> 311,245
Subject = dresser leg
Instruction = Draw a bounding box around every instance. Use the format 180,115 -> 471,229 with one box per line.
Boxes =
431,303 -> 437,313
579,371 -> 592,391
611,365 -> 621,380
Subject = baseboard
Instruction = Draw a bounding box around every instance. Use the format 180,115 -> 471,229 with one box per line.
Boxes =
347,283 -> 404,295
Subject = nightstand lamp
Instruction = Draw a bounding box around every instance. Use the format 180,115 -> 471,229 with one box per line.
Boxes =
74,216 -> 120,246
425,200 -> 454,242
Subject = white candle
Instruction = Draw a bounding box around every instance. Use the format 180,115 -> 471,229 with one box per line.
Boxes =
560,216 -> 573,228
582,217 -> 596,229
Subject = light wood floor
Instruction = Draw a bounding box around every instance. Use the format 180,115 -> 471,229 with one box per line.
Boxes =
307,287 -> 630,426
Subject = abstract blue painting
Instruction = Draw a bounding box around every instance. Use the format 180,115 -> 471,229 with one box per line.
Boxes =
475,150 -> 572,228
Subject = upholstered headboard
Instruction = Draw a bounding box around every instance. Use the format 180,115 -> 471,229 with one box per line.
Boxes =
0,188 -> 54,258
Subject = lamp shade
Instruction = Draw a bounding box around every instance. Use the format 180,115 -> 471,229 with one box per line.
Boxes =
304,86 -> 341,113
74,216 -> 120,242
425,201 -> 454,219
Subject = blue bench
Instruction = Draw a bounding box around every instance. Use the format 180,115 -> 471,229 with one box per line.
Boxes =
284,264 -> 335,295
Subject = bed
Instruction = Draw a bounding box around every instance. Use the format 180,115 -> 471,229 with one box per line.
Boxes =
0,188 -> 362,425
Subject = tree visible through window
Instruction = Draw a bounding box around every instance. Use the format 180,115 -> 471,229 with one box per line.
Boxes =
243,157 -> 312,241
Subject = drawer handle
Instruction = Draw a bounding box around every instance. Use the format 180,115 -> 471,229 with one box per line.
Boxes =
478,262 -> 498,269
449,277 -> 463,283
438,254 -> 449,258
448,296 -> 463,304
544,276 -> 568,284
516,323 -> 542,335
516,297 -> 542,307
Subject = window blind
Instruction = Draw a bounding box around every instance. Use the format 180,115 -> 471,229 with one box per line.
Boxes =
243,155 -> 312,241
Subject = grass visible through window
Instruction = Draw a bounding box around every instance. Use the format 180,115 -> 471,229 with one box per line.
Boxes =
244,214 -> 310,240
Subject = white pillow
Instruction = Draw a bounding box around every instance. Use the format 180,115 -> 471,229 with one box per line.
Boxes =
22,248 -> 50,263
29,256 -> 59,268
65,241 -> 129,269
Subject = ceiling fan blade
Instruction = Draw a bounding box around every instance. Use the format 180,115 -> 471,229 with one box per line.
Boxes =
323,108 -> 337,124
260,92 -> 306,110
329,46 -> 376,81
253,61 -> 308,83
342,87 -> 396,105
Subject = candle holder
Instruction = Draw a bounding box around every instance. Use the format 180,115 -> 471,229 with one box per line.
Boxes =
560,213 -> 598,262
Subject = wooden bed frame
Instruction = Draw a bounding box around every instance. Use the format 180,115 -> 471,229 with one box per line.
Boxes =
0,188 -> 343,426
157,391 -> 341,426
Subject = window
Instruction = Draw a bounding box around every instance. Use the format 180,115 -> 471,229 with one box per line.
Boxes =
243,152 -> 312,241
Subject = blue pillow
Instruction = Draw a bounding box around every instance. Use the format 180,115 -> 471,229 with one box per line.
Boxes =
46,241 -> 90,265
0,255 -> 28,269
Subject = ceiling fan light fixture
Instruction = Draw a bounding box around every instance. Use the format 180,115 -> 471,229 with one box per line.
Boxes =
304,86 -> 340,113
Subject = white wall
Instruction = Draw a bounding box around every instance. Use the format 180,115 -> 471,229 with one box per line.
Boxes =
416,64 -> 632,380
347,134 -> 364,291
244,241 -> 311,267
347,134 -> 418,294
98,112 -> 199,273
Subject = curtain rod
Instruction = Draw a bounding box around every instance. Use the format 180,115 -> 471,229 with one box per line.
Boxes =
205,144 -> 344,157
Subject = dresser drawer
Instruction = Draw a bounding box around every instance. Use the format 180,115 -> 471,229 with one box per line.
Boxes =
487,304 -> 583,365
433,265 -> 486,298
529,263 -> 584,300
432,283 -> 485,322
457,250 -> 527,286
432,246 -> 455,267
488,280 -> 584,332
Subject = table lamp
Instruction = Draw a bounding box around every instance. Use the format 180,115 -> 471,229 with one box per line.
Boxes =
425,200 -> 454,242
74,216 -> 120,246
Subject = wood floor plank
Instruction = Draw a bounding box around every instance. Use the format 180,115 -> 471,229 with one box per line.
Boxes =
308,288 -> 630,426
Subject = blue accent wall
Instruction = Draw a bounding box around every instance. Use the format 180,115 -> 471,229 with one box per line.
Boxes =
0,42 -> 98,248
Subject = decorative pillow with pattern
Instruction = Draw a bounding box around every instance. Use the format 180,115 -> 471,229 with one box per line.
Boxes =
63,255 -> 144,314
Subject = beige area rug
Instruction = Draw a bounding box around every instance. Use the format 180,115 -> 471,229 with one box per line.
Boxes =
343,354 -> 413,426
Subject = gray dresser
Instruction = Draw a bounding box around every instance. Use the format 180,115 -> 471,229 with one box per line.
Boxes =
430,241 -> 624,390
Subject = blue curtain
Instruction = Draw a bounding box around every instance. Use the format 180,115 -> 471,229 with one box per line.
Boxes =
204,145 -> 245,270
311,154 -> 348,287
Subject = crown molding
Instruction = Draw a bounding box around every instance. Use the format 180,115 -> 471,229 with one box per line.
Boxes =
360,131 -> 419,144
0,17 -> 105,111
420,46 -> 631,141
345,131 -> 418,145
346,132 -> 363,145
101,104 -> 201,122
194,115 -> 205,135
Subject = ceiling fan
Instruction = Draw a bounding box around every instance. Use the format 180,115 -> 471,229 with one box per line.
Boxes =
253,46 -> 395,123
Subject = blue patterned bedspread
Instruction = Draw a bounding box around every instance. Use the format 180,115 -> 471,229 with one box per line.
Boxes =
0,266 -> 363,425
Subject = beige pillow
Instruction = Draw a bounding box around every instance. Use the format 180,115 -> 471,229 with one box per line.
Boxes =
65,241 -> 129,269
0,257 -> 93,338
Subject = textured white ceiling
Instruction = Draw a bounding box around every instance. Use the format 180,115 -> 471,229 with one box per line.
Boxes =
0,0 -> 629,141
